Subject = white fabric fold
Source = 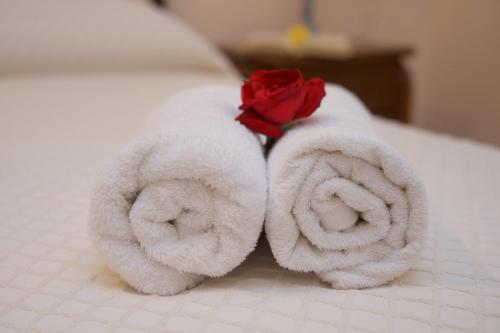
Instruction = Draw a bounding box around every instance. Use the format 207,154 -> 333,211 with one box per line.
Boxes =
89,86 -> 267,295
265,85 -> 427,288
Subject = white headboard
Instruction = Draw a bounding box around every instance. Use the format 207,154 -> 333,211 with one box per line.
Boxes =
0,0 -> 234,76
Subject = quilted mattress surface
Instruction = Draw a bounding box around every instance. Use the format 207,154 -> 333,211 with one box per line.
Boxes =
1,73 -> 500,333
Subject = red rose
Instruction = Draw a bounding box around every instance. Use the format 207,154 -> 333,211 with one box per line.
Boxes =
236,69 -> 326,138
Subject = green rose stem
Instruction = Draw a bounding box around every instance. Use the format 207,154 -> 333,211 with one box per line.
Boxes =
264,123 -> 293,157
264,137 -> 276,158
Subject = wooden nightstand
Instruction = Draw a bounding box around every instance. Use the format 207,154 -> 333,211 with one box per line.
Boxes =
221,43 -> 413,123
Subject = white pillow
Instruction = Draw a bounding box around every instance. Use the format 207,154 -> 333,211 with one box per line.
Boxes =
0,0 -> 235,75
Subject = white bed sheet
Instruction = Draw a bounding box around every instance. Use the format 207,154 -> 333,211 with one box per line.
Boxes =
1,73 -> 499,333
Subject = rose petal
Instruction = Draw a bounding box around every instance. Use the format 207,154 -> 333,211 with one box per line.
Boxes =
240,70 -> 309,121
250,70 -> 266,82
295,78 -> 326,119
248,84 -> 305,124
260,69 -> 304,88
241,80 -> 254,103
236,111 -> 283,138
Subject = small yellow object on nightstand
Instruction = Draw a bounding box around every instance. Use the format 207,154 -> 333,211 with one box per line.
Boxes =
237,28 -> 352,58
287,24 -> 311,46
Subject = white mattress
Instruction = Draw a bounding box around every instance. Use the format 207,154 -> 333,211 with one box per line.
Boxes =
1,73 -> 499,333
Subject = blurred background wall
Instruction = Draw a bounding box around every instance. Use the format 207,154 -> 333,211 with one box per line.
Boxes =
168,0 -> 500,146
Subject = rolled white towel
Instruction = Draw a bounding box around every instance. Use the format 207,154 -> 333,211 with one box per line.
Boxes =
265,85 -> 427,288
89,86 -> 267,295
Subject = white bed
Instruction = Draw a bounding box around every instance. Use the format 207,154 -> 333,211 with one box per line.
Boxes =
1,1 -> 500,332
